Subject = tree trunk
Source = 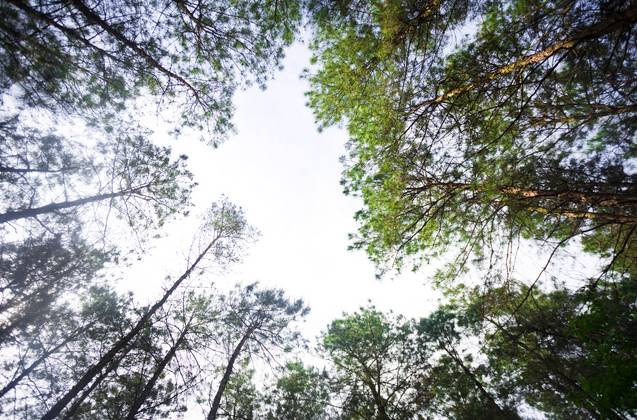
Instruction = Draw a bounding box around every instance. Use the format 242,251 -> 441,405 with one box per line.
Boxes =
62,353 -> 127,420
409,181 -> 637,223
410,5 -> 637,111
441,342 -> 513,418
0,186 -> 146,224
0,328 -> 82,398
206,326 -> 256,420
41,235 -> 222,420
125,325 -> 190,419
0,165 -> 76,174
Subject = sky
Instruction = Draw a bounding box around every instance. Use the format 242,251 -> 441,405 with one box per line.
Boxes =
120,40 -> 443,342
118,36 -> 602,352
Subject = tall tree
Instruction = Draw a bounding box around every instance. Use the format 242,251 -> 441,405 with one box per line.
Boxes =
1,0 -> 301,140
41,197 -> 255,419
262,361 -> 332,420
214,362 -> 262,420
0,285 -> 138,419
307,0 -> 637,282
463,279 -> 637,419
321,307 -> 432,419
206,284 -> 309,420
418,306 -> 520,419
121,292 -> 222,420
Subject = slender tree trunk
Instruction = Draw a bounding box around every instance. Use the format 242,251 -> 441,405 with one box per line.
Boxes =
0,186 -> 146,224
62,353 -> 127,420
409,181 -> 637,223
412,181 -> 637,208
441,342 -> 513,418
0,328 -> 82,398
0,165 -> 76,174
125,325 -> 190,419
527,104 -> 637,127
206,326 -> 256,420
526,205 -> 637,224
41,235 -> 222,420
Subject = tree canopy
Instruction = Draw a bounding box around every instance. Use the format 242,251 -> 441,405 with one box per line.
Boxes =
307,0 -> 637,282
1,0 -> 301,140
1,0 -> 636,419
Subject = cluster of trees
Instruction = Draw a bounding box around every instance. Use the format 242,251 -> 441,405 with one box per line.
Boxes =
0,0 -> 310,418
1,0 -> 635,418
302,0 -> 637,418
146,286 -> 636,419
307,0 -> 637,280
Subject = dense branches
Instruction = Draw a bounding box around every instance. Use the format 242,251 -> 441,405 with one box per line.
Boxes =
1,0 -> 301,140
307,0 -> 637,281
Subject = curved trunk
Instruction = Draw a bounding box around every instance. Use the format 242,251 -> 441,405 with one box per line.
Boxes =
125,325 -> 190,419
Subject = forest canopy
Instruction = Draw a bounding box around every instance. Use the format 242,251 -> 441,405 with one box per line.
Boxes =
0,0 -> 636,419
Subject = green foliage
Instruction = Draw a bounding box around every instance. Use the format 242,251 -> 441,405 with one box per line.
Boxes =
218,364 -> 261,420
263,361 -> 331,419
307,0 -> 637,281
321,307 -> 432,419
0,115 -> 196,244
465,278 -> 637,419
0,0 -> 302,142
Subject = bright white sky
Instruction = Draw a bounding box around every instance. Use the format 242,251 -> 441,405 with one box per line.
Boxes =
120,41 -> 443,343
119,39 -> 602,350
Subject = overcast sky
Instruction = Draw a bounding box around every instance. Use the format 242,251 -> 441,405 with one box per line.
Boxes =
117,37 -> 603,351
118,41 -> 443,343
94,38 -> 608,420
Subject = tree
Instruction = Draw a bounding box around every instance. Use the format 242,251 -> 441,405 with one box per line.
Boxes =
214,362 -> 262,420
0,116 -> 195,239
262,361 -> 332,420
0,285 -> 138,419
40,197 -> 255,419
321,307 -> 432,419
1,0 -> 301,140
58,290 -> 222,420
307,0 -> 637,282
464,279 -> 637,419
120,291 -> 223,420
418,306 -> 520,419
206,283 -> 309,420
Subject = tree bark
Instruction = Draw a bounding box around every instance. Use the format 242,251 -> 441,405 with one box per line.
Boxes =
410,5 -> 637,111
0,186 -> 147,224
41,235 -> 222,420
125,325 -> 190,419
61,353 -> 127,420
206,326 -> 256,420
0,165 -> 76,174
408,181 -> 637,223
